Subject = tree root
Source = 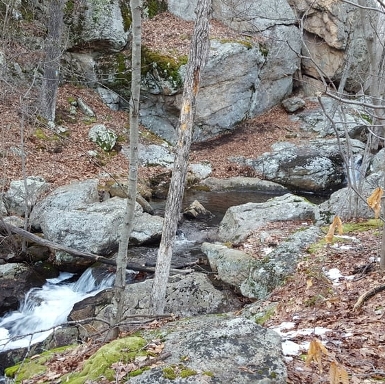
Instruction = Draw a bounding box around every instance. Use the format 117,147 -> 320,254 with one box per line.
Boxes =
353,284 -> 385,311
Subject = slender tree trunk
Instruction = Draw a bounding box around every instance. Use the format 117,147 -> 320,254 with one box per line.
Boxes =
150,0 -> 212,315
107,0 -> 141,340
41,0 -> 65,122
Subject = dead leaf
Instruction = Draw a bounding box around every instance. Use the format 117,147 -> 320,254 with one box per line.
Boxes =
367,187 -> 383,219
329,361 -> 349,384
306,338 -> 328,373
325,216 -> 343,243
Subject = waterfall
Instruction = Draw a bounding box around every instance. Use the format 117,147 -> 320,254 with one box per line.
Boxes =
0,268 -> 115,352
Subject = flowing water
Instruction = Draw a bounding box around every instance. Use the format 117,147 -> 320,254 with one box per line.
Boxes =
0,269 -> 115,352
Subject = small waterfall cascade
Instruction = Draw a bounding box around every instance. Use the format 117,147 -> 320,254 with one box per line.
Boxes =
0,268 -> 115,352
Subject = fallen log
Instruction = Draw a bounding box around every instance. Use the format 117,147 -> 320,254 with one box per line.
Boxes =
0,220 -> 193,274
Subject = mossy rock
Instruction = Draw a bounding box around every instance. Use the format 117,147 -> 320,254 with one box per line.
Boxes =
144,0 -> 167,19
4,345 -> 76,383
62,337 -> 147,383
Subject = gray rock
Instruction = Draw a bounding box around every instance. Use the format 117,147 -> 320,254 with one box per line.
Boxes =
96,87 -> 120,110
4,176 -> 50,217
240,226 -> 321,299
130,316 -> 286,384
282,96 -> 306,112
29,180 -> 163,270
201,176 -> 288,192
247,138 -> 366,193
70,272 -> 241,336
66,0 -> 129,52
0,195 -> 7,216
77,97 -> 95,118
370,148 -> 385,173
88,124 -> 117,152
188,162 -> 212,179
30,179 -> 99,230
218,193 -> 318,243
122,143 -> 174,168
202,242 -> 257,289
183,200 -> 213,220
318,172 -> 384,223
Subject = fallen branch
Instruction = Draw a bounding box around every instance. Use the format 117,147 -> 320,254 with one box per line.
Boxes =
353,284 -> 385,311
0,220 -> 194,275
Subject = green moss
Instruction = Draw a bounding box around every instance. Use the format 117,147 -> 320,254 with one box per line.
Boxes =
142,46 -> 188,87
162,366 -> 177,380
144,0 -> 167,19
259,43 -> 269,57
180,367 -> 197,378
162,364 -> 197,380
359,113 -> 372,124
217,38 -> 253,49
254,306 -> 276,326
120,2 -> 132,31
342,219 -> 382,233
4,345 -> 77,383
63,337 -> 147,384
203,371 -> 214,377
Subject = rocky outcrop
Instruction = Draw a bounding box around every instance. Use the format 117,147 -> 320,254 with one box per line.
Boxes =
65,0 -> 130,52
218,193 -> 318,243
245,138 -> 366,193
289,0 -> 371,94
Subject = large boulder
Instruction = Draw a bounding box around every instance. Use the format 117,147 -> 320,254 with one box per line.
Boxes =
246,138 -> 366,193
65,0 -> 130,52
130,316 -> 287,384
30,180 -> 163,271
4,176 -> 50,217
218,193 -> 318,243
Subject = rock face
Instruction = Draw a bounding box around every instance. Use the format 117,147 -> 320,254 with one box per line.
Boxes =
30,180 -> 163,271
218,193 -> 318,243
288,0 -> 370,93
246,138 -> 366,193
130,316 -> 287,384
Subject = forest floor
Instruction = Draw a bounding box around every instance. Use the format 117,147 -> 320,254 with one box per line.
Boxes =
1,84 -> 385,383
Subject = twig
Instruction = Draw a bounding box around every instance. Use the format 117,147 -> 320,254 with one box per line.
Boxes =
353,284 -> 385,310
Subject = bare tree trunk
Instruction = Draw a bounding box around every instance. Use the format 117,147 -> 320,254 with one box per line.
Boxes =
107,0 -> 142,340
150,0 -> 212,315
41,0 -> 65,122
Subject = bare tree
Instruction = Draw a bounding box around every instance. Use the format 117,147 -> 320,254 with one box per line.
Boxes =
107,0 -> 142,340
41,0 -> 65,122
150,0 -> 212,315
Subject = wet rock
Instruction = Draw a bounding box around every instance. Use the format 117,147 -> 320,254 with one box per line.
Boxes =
183,200 -> 213,220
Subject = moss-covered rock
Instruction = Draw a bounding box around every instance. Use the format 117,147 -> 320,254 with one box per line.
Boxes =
62,337 -> 147,383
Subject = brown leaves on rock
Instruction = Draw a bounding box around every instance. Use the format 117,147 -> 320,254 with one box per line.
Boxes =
367,187 -> 383,219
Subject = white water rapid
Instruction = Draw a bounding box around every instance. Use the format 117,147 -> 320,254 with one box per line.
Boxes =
0,268 -> 115,352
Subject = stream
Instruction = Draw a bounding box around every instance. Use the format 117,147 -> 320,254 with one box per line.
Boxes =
0,189 -> 324,369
